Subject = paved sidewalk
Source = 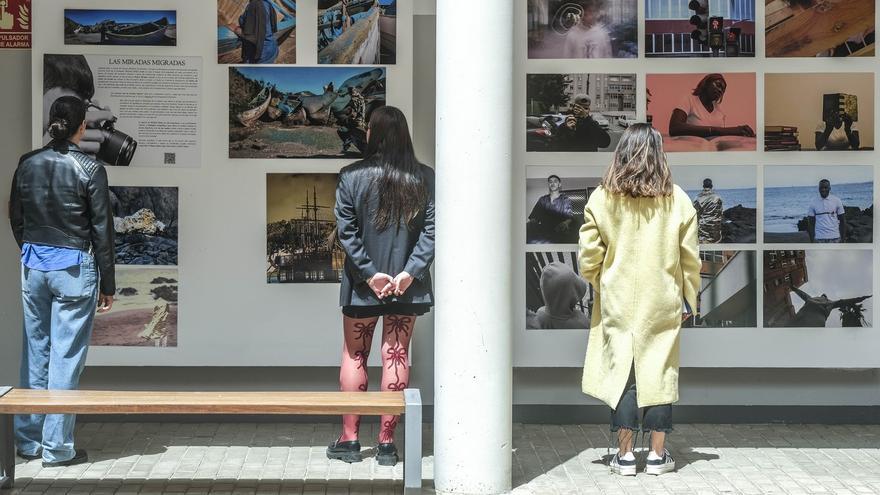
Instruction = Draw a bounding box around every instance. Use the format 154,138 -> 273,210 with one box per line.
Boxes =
4,423 -> 880,494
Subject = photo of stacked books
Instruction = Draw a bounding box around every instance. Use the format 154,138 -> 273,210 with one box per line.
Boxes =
765,125 -> 801,151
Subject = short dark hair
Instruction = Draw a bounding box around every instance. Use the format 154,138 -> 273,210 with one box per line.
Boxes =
703,178 -> 713,189
44,54 -> 95,101
548,175 -> 561,182
819,179 -> 831,186
692,73 -> 726,101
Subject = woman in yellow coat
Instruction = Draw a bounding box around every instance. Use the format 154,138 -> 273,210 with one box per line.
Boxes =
578,124 -> 702,476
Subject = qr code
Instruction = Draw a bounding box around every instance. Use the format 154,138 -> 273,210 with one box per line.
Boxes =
164,153 -> 176,165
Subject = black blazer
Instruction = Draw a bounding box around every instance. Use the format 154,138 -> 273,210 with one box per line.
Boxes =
335,159 -> 435,307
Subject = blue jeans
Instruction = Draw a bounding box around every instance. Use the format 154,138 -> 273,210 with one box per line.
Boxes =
15,252 -> 98,463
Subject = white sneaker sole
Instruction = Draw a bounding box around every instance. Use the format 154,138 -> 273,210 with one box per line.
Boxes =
611,464 -> 637,476
645,462 -> 675,475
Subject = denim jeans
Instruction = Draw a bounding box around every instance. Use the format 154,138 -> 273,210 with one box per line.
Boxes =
611,366 -> 673,435
15,252 -> 98,463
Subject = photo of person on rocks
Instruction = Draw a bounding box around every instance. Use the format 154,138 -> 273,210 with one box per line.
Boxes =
764,166 -> 873,244
673,166 -> 756,243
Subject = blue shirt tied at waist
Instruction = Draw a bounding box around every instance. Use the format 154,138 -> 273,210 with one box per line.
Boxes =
21,243 -> 82,271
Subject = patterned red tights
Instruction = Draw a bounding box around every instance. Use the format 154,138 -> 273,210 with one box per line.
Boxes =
338,314 -> 415,444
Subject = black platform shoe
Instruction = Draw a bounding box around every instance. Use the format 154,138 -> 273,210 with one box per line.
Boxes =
326,440 -> 362,463
376,443 -> 399,466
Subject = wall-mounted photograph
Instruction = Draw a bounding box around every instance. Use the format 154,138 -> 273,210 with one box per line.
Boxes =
43,54 -> 202,168
527,0 -> 638,58
318,0 -> 396,64
527,73 -> 636,152
92,266 -> 178,347
645,0 -> 755,57
229,66 -> 386,159
526,166 -> 605,244
764,73 -> 874,151
683,250 -> 757,328
267,173 -> 344,283
766,0 -> 874,57
646,72 -> 756,152
110,187 -> 179,266
64,9 -> 176,46
217,0 -> 296,64
526,251 -> 592,330
673,165 -> 756,244
764,250 -> 872,328
764,166 -> 873,244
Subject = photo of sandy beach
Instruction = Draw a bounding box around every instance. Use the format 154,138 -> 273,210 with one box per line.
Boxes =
91,266 -> 178,347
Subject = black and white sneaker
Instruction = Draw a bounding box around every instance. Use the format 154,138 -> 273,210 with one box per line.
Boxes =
645,449 -> 675,475
609,451 -> 637,476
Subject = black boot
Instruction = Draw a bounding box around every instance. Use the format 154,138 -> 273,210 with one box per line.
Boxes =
376,443 -> 398,466
326,440 -> 362,463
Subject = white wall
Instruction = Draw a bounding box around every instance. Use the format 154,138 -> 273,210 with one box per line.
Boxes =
513,0 -> 880,368
30,0 -> 417,367
3,8 -> 880,407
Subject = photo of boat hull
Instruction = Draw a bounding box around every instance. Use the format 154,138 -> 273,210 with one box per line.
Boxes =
105,18 -> 170,45
74,30 -> 102,43
65,11 -> 177,46
237,92 -> 272,127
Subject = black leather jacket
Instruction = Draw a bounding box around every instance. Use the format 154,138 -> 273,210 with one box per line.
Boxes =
9,140 -> 115,295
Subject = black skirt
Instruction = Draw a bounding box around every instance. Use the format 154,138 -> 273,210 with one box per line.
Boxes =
341,302 -> 432,319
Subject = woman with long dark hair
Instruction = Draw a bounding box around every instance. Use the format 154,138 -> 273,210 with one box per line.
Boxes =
327,106 -> 435,467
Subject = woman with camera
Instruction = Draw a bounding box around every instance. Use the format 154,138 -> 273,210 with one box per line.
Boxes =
42,54 -> 137,166
9,96 -> 116,468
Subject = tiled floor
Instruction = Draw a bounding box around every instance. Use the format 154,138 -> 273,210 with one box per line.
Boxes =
5,422 -> 880,494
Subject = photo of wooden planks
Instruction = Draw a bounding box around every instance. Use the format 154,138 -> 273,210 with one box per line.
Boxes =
766,0 -> 874,57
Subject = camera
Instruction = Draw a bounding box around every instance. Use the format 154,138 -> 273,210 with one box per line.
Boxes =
88,103 -> 137,166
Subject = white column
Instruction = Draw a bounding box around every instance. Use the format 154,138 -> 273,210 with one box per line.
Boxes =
433,0 -> 513,493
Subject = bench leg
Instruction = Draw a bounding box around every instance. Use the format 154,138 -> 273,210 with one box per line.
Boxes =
403,389 -> 422,494
0,413 -> 13,489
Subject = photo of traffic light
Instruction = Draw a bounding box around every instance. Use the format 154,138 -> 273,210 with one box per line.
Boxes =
645,0 -> 755,57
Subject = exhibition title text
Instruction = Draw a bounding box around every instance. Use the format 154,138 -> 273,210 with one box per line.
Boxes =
108,58 -> 186,66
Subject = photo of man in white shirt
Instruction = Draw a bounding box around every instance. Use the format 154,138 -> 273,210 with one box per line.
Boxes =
807,179 -> 847,242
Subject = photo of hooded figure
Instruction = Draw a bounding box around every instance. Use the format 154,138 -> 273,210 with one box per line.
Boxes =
526,251 -> 592,330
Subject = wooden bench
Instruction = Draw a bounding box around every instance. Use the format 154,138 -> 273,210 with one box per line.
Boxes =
0,387 -> 422,493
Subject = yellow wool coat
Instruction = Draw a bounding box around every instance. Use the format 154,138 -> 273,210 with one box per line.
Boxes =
578,185 -> 702,409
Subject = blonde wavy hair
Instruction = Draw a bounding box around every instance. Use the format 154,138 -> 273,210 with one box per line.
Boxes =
601,123 -> 673,197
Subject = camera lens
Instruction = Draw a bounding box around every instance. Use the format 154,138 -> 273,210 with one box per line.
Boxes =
99,128 -> 137,166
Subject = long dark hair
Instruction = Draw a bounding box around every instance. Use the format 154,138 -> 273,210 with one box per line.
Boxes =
364,106 -> 427,231
47,96 -> 87,141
